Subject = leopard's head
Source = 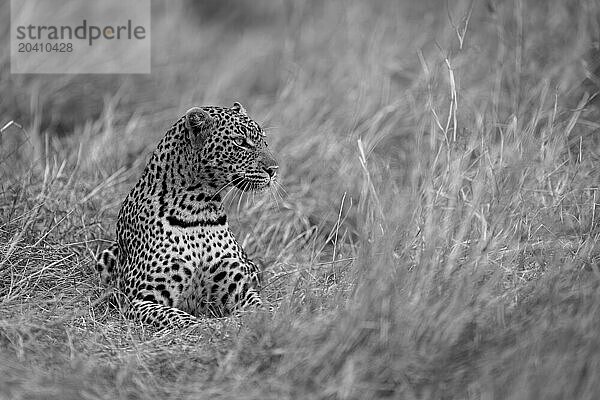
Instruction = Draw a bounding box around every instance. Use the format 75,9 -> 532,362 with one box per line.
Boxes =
183,103 -> 278,193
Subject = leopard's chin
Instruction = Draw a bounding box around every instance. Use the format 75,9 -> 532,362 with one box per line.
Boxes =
253,181 -> 272,192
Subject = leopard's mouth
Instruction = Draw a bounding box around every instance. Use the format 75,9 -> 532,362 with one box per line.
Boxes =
232,173 -> 272,192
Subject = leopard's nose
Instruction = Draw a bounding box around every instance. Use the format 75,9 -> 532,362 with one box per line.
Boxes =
262,165 -> 278,178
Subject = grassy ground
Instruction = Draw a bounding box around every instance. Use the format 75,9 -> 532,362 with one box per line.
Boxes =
2,0 -> 600,398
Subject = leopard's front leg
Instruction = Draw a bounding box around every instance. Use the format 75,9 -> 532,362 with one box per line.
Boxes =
229,258 -> 265,313
127,299 -> 199,329
178,257 -> 264,317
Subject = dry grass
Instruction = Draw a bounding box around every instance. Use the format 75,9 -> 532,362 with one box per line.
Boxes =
2,0 -> 600,398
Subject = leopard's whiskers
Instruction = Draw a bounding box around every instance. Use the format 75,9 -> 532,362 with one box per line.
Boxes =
268,186 -> 281,211
273,180 -> 288,197
226,180 -> 243,210
223,177 -> 246,210
237,181 -> 249,215
211,176 -> 243,202
220,183 -> 239,205
270,181 -> 286,208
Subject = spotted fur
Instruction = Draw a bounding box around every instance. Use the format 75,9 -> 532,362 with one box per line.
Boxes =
96,103 -> 278,328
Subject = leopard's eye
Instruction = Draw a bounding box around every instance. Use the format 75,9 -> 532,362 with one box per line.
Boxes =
232,135 -> 255,149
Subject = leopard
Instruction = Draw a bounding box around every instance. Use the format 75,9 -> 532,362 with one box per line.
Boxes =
96,102 -> 278,329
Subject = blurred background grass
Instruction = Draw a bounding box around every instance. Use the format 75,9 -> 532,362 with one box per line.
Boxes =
2,0 -> 600,398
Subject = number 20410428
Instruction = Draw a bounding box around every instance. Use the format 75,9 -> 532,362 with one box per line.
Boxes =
17,42 -> 73,53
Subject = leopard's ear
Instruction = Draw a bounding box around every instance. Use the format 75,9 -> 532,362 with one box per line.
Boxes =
185,107 -> 213,145
231,102 -> 247,116
185,107 -> 212,131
